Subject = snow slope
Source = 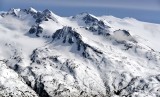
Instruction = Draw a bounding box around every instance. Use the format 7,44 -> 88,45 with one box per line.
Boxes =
0,8 -> 160,97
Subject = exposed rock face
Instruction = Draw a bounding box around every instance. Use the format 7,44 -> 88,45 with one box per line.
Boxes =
29,25 -> 43,37
0,61 -> 38,97
0,8 -> 160,97
72,13 -> 110,36
52,26 -> 103,58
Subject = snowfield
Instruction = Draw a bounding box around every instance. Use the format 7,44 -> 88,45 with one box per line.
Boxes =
0,8 -> 160,97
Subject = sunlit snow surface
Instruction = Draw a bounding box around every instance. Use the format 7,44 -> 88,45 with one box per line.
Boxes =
0,8 -> 160,97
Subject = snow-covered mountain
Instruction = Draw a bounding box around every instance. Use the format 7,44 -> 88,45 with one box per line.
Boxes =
0,8 -> 160,97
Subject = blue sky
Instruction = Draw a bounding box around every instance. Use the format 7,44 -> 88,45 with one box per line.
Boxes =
1,0 -> 160,23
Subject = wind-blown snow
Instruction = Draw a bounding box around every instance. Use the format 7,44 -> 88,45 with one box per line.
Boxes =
100,16 -> 160,51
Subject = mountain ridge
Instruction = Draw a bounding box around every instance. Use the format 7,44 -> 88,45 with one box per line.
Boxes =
0,8 -> 160,97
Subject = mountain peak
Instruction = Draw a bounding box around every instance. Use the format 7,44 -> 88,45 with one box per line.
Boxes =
28,7 -> 37,13
43,9 -> 52,14
42,9 -> 59,19
73,12 -> 96,20
52,26 -> 81,44
7,8 -> 21,16
78,12 -> 90,17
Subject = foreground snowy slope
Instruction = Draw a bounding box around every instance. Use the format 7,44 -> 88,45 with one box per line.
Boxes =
0,8 -> 160,97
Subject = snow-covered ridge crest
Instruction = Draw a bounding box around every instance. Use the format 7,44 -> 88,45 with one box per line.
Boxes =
52,26 -> 103,58
1,7 -> 59,23
0,8 -> 160,97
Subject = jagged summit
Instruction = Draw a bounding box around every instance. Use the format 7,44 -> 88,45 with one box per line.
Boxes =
28,7 -> 37,13
52,26 -> 81,44
72,12 -> 99,20
43,9 -> 53,15
1,8 -> 59,24
7,8 -> 21,16
52,26 -> 103,58
0,8 -> 160,97
23,7 -> 38,14
5,8 -> 37,16
71,12 -> 110,36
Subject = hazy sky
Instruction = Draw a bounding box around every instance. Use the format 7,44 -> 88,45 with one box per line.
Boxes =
1,0 -> 160,23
